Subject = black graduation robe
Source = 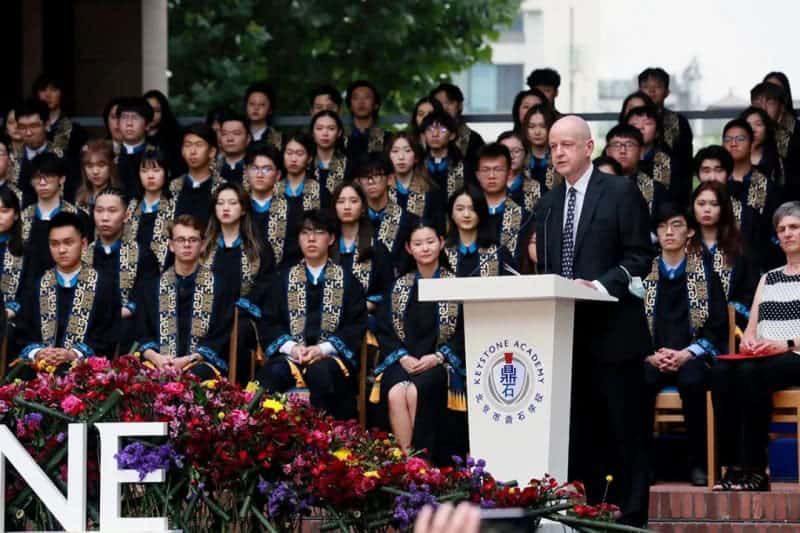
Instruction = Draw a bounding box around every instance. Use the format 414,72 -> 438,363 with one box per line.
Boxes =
266,178 -> 321,268
18,266 -> 116,359
660,108 -> 694,203
345,125 -> 390,162
425,150 -> 465,205
701,244 -> 761,331
137,265 -> 235,373
127,196 -> 176,283
334,238 -> 394,306
367,201 -> 418,275
116,143 -> 156,200
219,158 -> 245,185
640,146 -> 686,208
485,198 -> 528,264
454,122 -> 485,184
313,154 -> 349,208
170,173 -> 226,229
443,242 -> 516,277
507,173 -> 544,214
630,170 -> 669,218
388,176 -> 444,227
205,238 -> 275,319
727,169 -> 783,270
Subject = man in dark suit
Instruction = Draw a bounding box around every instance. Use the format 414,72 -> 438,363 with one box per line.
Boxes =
535,115 -> 654,526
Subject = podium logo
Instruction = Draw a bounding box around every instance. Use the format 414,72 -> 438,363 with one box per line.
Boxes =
473,339 -> 545,426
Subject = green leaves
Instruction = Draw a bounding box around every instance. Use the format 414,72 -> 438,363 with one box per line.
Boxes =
168,0 -> 522,116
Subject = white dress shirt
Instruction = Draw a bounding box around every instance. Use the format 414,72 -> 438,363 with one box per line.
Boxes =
562,164 -> 594,240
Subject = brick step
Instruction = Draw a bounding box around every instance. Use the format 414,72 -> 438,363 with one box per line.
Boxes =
649,522 -> 800,533
650,483 -> 800,522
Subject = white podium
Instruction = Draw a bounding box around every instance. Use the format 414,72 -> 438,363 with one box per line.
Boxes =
418,274 -> 616,485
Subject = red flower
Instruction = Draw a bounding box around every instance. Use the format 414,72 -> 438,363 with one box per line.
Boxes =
60,395 -> 86,416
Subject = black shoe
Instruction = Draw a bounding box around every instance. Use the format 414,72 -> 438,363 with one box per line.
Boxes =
690,467 -> 708,487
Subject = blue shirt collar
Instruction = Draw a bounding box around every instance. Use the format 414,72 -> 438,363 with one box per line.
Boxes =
284,179 -> 305,198
55,268 -> 80,288
367,207 -> 385,222
507,174 -> 524,193
457,241 -> 478,255
394,180 -> 410,195
35,203 -> 62,220
141,199 -> 160,214
658,256 -> 687,280
0,234 -> 10,244
251,197 -> 272,213
339,237 -> 357,254
642,148 -> 656,161
185,174 -> 210,189
488,200 -> 507,216
415,268 -> 441,280
528,153 -> 549,170
426,157 -> 449,175
96,239 -> 121,254
217,235 -> 242,249
123,142 -> 146,155
306,264 -> 327,285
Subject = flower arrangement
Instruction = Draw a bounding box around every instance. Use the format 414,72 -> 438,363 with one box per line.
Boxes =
0,356 -> 645,531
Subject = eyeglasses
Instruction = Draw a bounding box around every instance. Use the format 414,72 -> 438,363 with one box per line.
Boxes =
656,220 -> 687,231
357,173 -> 387,183
248,165 -> 275,175
608,141 -> 639,151
478,167 -> 507,176
426,125 -> 449,134
172,236 -> 202,245
723,135 -> 748,144
299,228 -> 329,237
18,123 -> 43,132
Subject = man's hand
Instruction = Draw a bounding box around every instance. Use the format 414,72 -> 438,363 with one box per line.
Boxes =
5,308 -> 15,319
662,349 -> 693,371
574,278 -> 597,290
399,355 -> 418,374
172,354 -> 198,371
290,344 -> 307,364
646,350 -> 673,373
304,345 -> 325,364
414,502 -> 480,533
411,354 -> 441,374
143,350 -> 172,370
121,307 -> 133,319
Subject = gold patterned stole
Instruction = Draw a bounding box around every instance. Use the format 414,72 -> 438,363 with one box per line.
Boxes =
1,245 -> 23,306
545,164 -> 563,190
652,150 -> 672,188
776,126 -> 791,159
709,246 -> 733,299
126,196 -> 176,267
375,201 -> 403,254
157,265 -> 215,357
268,179 -> 321,264
39,268 -> 98,349
82,239 -> 140,308
8,151 -> 21,186
518,177 -> 543,212
51,117 -> 74,154
444,245 -> 501,277
367,127 -> 385,153
634,171 -> 656,214
455,123 -> 471,157
22,201 -> 79,242
314,154 -> 347,194
642,253 -> 709,338
286,260 -> 345,344
389,173 -> 428,217
731,170 -> 769,224
349,245 -> 373,293
204,242 -> 259,296
446,161 -> 465,200
265,128 -> 283,151
661,109 -> 680,152
499,199 -> 523,253
391,270 -> 458,346
168,171 -> 226,198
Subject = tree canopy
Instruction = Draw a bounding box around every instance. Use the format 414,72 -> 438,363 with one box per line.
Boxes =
168,0 -> 522,117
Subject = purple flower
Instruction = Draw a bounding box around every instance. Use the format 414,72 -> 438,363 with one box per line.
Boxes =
115,442 -> 184,481
258,480 -> 311,518
393,483 -> 438,529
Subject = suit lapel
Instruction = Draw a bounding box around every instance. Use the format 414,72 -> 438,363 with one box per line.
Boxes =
550,184 -> 566,274
574,170 -> 604,258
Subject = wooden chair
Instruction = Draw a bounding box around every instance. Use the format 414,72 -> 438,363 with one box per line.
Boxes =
227,307 -> 240,383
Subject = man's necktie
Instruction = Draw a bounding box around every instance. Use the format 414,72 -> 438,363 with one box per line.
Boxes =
561,187 -> 577,278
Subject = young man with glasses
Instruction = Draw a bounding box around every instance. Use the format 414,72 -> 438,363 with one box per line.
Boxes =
21,153 -> 87,287
475,143 -> 527,263
642,202 -> 727,487
115,97 -> 156,199
244,142 -> 281,246
421,110 -> 465,202
258,209 -> 367,420
137,214 -> 235,378
605,124 -> 667,217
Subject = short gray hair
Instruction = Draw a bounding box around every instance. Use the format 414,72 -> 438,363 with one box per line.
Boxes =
773,201 -> 800,230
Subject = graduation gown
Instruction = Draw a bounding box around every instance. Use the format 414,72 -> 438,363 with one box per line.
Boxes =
335,238 -> 394,306
454,122 -> 485,184
266,178 -> 321,267
425,152 -> 464,205
251,127 -> 283,150
170,173 -> 226,229
524,155 -> 563,192
18,143 -> 79,207
137,265 -> 235,373
630,170 -> 669,217
388,174 -> 443,225
639,146 -> 685,207
314,153 -> 349,208
367,201 -> 418,275
47,115 -> 88,160
219,158 -> 245,185
257,260 -> 367,419
18,266 -> 116,359
507,173 -> 544,214
444,242 -> 515,277
345,125 -> 390,162
0,238 -> 25,317
204,238 -> 274,318
660,108 -> 694,203
485,198 -> 528,264
116,143 -> 155,200
727,169 -> 783,270
701,244 -> 761,331
21,202 -> 88,289
127,196 -> 176,282
373,269 -> 466,461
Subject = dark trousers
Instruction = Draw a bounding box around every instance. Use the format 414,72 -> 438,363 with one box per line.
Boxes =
257,356 -> 356,420
644,357 -> 710,470
713,352 -> 800,469
569,358 -> 650,527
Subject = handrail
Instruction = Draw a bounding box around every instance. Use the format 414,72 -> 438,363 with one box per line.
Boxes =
71,107 -> 751,129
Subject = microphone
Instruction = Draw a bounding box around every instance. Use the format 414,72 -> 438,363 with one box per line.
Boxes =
542,206 -> 552,275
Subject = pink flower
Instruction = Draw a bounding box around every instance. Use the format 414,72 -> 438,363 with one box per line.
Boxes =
61,395 -> 86,416
163,382 -> 185,396
228,409 -> 249,431
87,357 -> 111,372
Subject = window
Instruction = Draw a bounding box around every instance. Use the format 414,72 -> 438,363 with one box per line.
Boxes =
498,14 -> 524,43
458,63 -> 524,113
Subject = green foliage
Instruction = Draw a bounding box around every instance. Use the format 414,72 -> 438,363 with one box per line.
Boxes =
168,0 -> 522,117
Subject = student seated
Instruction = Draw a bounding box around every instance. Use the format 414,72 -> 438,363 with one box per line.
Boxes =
606,124 -> 668,217
498,130 -> 543,213
521,104 -> 562,191
444,185 -> 514,277
421,110 -> 465,203
475,143 -> 528,263
357,151 -> 418,275
137,215 -> 235,378
18,212 -> 116,365
311,110 -> 350,204
217,111 -> 252,185
642,203 -> 728,487
32,73 -> 88,160
115,97 -> 156,200
21,153 -> 88,287
373,220 -> 466,463
387,132 -> 442,223
257,209 -> 367,420
244,142 -> 281,247
84,188 -> 139,354
431,83 -> 485,178
712,201 -> 800,491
